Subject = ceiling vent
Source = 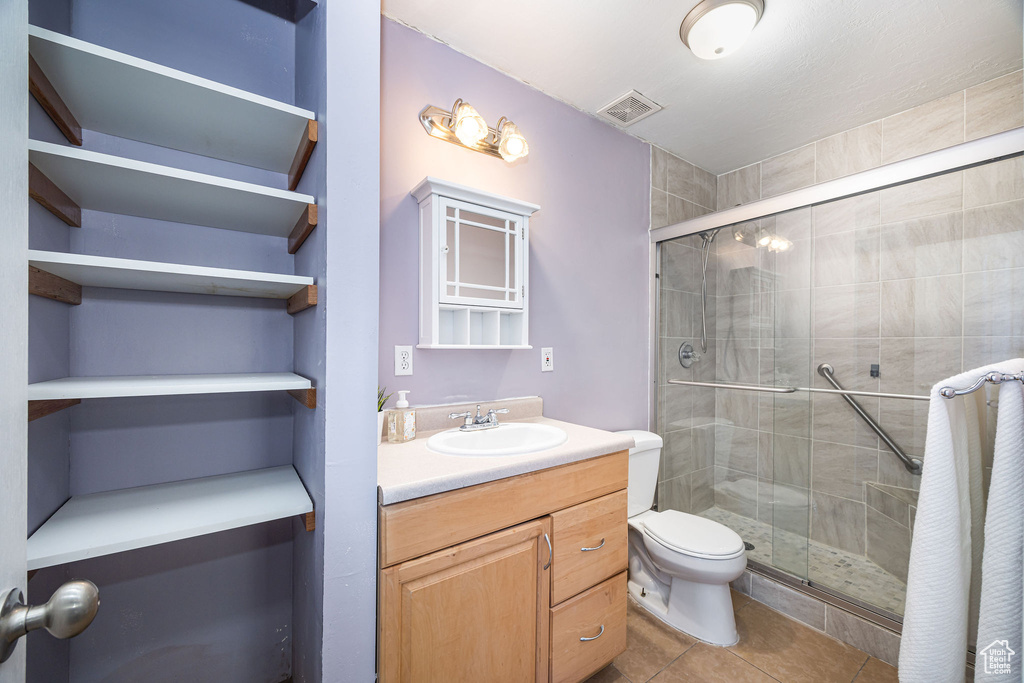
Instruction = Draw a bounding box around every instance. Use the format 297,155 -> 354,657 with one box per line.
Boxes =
597,90 -> 663,127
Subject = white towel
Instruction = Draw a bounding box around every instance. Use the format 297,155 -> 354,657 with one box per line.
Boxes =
976,368 -> 1024,682
899,363 -> 1001,682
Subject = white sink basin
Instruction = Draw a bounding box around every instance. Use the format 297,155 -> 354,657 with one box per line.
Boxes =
426,422 -> 568,457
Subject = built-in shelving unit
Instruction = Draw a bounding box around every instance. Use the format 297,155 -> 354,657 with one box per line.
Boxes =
28,25 -> 318,187
28,250 -> 316,313
29,140 -> 315,239
22,17 -> 322,669
27,465 -> 314,570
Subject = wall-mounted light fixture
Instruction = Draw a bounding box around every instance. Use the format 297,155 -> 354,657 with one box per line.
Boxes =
680,0 -> 764,60
419,99 -> 529,163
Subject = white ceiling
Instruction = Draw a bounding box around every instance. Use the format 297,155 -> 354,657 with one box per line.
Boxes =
382,0 -> 1023,174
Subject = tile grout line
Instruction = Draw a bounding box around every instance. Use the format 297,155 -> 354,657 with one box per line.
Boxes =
849,654 -> 871,683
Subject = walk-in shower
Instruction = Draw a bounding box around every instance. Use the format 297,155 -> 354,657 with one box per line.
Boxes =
653,126 -> 1024,623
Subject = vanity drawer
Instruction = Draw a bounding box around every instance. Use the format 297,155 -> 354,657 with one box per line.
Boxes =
550,490 -> 627,604
550,571 -> 627,683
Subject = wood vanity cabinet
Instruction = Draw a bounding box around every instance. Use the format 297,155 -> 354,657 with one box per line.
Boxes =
378,450 -> 629,683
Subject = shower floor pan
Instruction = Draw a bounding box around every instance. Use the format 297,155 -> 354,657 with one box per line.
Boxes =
698,506 -> 907,617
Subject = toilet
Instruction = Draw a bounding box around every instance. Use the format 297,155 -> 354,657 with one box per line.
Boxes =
617,430 -> 747,646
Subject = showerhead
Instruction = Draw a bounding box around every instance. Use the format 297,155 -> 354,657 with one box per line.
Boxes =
699,227 -> 723,245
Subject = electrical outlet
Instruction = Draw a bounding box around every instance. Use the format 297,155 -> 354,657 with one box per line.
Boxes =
541,347 -> 553,372
395,345 -> 413,376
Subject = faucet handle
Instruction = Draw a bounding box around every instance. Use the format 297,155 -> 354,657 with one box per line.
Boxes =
487,408 -> 510,416
448,411 -> 473,423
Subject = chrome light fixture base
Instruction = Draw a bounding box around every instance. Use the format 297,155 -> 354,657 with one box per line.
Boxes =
680,0 -> 765,59
419,100 -> 528,162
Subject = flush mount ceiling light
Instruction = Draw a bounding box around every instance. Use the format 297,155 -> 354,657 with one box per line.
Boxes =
420,100 -> 530,163
680,0 -> 764,60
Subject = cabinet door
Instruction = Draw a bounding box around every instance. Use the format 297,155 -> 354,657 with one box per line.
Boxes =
438,197 -> 524,310
379,518 -> 551,683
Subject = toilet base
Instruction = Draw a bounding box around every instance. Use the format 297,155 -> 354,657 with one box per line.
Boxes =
627,576 -> 739,647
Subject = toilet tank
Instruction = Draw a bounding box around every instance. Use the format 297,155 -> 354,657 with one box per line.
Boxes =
616,430 -> 663,517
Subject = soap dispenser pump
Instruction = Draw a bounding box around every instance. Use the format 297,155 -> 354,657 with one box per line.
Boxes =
387,391 -> 416,443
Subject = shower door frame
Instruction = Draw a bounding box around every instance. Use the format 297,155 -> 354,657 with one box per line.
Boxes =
648,126 -> 1024,627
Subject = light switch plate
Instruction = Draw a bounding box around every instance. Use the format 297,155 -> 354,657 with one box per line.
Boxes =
541,347 -> 553,372
395,346 -> 413,376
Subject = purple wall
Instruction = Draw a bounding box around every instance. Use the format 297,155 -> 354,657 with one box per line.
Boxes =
291,3 -> 327,681
380,19 -> 651,431
320,2 -> 380,681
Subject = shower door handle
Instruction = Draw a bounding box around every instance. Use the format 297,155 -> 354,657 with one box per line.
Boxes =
0,580 -> 99,663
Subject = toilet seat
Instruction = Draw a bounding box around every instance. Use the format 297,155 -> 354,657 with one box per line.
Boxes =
640,510 -> 745,560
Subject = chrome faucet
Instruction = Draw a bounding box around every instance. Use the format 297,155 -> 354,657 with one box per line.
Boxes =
448,404 -> 510,431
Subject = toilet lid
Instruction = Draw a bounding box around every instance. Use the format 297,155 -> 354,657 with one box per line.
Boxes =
643,510 -> 744,557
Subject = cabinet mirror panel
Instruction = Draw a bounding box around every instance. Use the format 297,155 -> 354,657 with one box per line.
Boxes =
441,199 -> 522,308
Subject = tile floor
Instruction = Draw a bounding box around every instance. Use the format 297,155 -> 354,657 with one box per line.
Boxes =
586,594 -> 898,683
699,506 -> 907,615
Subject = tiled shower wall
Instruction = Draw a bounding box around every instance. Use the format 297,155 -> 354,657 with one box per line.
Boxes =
651,148 -> 719,514
656,70 -> 1024,568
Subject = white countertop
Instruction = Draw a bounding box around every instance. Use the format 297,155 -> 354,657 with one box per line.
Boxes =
377,416 -> 636,505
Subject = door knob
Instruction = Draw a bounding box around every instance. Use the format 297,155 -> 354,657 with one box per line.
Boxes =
0,580 -> 99,663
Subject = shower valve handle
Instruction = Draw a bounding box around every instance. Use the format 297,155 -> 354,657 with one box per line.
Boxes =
678,342 -> 701,369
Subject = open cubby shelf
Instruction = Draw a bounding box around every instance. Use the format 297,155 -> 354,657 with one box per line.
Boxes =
27,465 -> 314,570
29,25 -> 317,181
417,306 -> 530,349
29,140 -> 315,238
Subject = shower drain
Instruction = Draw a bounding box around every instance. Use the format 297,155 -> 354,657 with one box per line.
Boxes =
744,541 -> 755,551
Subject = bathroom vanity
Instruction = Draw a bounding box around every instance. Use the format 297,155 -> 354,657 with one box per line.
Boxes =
377,400 -> 634,683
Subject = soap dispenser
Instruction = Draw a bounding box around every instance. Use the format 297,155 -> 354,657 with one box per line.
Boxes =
387,391 -> 416,443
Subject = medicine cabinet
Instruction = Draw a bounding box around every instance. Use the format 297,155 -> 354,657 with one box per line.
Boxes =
412,177 -> 539,348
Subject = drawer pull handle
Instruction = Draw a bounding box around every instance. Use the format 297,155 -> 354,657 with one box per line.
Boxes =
580,625 -> 605,642
543,533 -> 552,570
581,538 -> 606,552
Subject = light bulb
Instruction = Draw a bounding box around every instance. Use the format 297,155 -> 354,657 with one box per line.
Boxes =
498,121 -> 529,162
757,233 -> 772,247
452,102 -> 488,146
682,1 -> 762,61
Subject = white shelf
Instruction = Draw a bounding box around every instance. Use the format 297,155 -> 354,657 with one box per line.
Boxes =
29,250 -> 312,299
27,465 -> 313,570
28,372 -> 311,401
29,26 -> 315,173
29,140 -> 314,237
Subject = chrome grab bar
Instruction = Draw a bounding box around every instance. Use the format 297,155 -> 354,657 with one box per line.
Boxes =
666,379 -> 929,402
817,364 -> 922,475
667,379 -> 796,393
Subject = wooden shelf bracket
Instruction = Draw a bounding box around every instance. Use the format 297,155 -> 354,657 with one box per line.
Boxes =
28,55 -> 83,146
29,162 -> 81,227
303,510 -> 315,532
287,119 -> 317,191
287,203 -> 318,254
29,265 -> 82,305
29,399 -> 81,422
288,386 -> 316,409
286,284 -> 317,315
